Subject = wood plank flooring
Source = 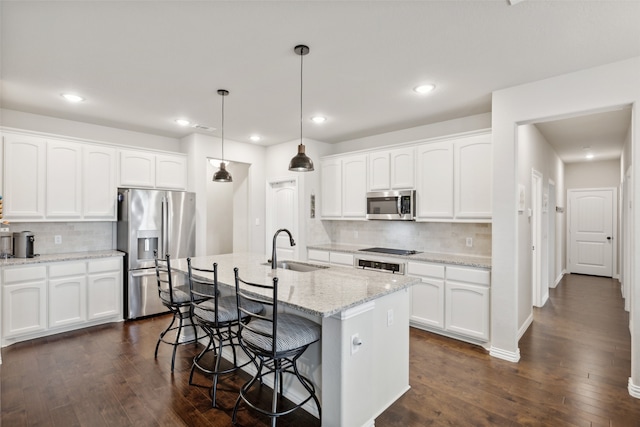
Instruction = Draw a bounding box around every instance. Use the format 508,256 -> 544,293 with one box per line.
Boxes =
2,273 -> 639,426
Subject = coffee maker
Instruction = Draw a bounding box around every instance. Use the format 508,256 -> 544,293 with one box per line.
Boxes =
13,231 -> 35,258
0,232 -> 12,258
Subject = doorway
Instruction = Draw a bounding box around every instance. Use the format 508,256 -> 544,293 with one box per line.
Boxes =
567,188 -> 616,277
548,180 -> 557,288
266,177 -> 299,261
531,169 -> 545,307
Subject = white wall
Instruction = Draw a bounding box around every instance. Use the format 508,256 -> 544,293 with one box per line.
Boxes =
565,159 -> 621,189
0,108 -> 181,152
332,112 -> 491,155
491,57 -> 640,399
516,124 -> 564,332
183,133 -> 267,257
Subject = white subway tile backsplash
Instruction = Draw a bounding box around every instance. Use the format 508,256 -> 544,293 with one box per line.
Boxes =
7,222 -> 114,255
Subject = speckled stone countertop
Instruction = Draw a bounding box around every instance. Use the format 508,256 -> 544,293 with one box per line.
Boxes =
0,250 -> 124,267
172,252 -> 419,318
308,243 -> 492,269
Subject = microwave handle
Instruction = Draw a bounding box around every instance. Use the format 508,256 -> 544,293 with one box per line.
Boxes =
397,197 -> 402,217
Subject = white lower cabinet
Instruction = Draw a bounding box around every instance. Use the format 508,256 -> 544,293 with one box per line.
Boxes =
1,257 -> 122,346
409,261 -> 490,343
307,249 -> 354,267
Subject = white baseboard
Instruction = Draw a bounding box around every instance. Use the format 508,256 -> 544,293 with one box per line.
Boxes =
629,377 -> 640,399
552,271 -> 565,288
489,346 -> 521,362
518,313 -> 534,341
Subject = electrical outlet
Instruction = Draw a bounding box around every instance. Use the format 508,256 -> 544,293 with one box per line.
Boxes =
466,237 -> 473,247
54,235 -> 62,244
387,309 -> 394,326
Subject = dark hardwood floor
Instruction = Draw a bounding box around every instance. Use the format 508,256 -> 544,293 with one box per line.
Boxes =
2,273 -> 639,426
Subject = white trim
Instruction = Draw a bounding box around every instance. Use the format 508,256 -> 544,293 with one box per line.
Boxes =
518,313 -> 534,341
489,346 -> 521,363
333,301 -> 376,320
628,377 -> 640,399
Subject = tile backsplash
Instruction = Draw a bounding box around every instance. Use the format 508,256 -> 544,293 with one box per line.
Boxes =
309,220 -> 491,257
7,222 -> 115,255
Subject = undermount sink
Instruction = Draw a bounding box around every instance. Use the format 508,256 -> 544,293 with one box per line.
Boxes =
262,260 -> 329,272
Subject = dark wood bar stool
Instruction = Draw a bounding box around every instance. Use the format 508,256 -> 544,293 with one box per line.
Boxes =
232,267 -> 322,426
186,259 -> 263,407
153,250 -> 198,372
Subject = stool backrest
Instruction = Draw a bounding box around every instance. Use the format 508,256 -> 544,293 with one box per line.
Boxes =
154,250 -> 176,305
186,259 -> 220,325
234,267 -> 279,358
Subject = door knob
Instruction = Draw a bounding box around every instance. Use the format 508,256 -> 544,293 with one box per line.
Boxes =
607,236 -> 612,240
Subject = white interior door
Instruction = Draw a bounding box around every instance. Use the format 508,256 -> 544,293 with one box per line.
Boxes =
567,188 -> 615,277
548,180 -> 557,289
266,178 -> 299,261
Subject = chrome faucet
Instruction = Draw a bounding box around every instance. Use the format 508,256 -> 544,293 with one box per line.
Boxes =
271,228 -> 296,269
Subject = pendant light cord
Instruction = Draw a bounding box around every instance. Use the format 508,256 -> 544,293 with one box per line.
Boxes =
221,93 -> 225,161
299,49 -> 304,147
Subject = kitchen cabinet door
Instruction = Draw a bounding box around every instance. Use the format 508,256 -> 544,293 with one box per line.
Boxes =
119,150 -> 156,188
342,154 -> 367,218
48,275 -> 87,328
369,151 -> 390,191
320,158 -> 342,218
83,145 -> 117,219
307,249 -> 330,265
46,140 -> 83,219
87,258 -> 122,320
2,266 -> 47,338
3,133 -> 46,220
390,147 -> 415,189
454,134 -> 492,219
416,141 -> 454,219
408,261 -> 445,329
444,266 -> 490,341
156,154 -> 187,190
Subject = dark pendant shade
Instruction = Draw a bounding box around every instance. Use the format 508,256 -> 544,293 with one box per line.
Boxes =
213,161 -> 232,182
289,143 -> 314,171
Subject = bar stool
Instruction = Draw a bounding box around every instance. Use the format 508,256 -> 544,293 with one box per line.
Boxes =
232,267 -> 321,426
153,250 -> 198,372
187,259 -> 263,407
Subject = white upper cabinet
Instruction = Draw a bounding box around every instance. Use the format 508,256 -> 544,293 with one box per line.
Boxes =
83,145 -> 117,219
320,154 -> 367,219
369,147 -> 415,191
46,141 -> 83,219
119,150 -> 156,188
320,158 -> 342,218
119,150 -> 187,190
416,142 -> 454,219
155,154 -> 187,190
454,134 -> 492,219
3,133 -> 47,220
416,132 -> 491,222
341,154 -> 368,218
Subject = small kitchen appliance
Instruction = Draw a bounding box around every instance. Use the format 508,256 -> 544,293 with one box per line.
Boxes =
366,190 -> 416,220
13,231 -> 35,258
0,231 -> 13,258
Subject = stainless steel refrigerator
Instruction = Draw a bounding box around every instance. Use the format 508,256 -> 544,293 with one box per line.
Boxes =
117,188 -> 196,319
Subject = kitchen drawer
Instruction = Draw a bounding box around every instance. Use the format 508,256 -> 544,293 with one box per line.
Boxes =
3,265 -> 47,284
407,261 -> 445,279
446,266 -> 490,285
308,249 -> 330,263
330,252 -> 354,267
49,261 -> 86,278
88,257 -> 121,274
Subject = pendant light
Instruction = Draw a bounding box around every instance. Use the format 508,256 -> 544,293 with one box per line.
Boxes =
288,44 -> 314,172
213,89 -> 232,182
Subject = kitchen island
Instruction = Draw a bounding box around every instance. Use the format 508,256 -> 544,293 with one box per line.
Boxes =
172,252 -> 420,427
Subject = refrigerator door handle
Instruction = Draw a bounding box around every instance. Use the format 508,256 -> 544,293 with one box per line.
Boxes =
161,196 -> 169,256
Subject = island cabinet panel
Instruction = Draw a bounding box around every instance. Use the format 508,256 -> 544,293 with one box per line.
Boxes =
2,133 -> 47,220
46,141 -> 83,219
2,265 -> 47,338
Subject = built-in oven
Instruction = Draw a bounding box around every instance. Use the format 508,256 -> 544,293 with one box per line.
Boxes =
355,257 -> 406,274
366,190 -> 415,221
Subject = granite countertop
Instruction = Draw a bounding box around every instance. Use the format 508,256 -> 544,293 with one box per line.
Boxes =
0,250 -> 125,267
172,252 -> 419,318
308,243 -> 492,269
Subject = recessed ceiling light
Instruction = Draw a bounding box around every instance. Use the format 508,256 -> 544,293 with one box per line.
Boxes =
585,153 -> 594,159
311,116 -> 326,124
61,93 -> 84,103
175,119 -> 191,126
250,135 -> 261,142
414,84 -> 436,94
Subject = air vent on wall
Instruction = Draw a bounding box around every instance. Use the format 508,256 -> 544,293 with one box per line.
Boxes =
191,124 -> 216,132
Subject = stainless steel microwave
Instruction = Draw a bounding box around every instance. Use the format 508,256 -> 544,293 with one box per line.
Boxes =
366,190 -> 415,220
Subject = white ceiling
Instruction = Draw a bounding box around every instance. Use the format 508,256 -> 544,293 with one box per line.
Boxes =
1,1 -> 638,155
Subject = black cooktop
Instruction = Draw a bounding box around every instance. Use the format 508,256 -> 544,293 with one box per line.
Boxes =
359,247 -> 421,256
